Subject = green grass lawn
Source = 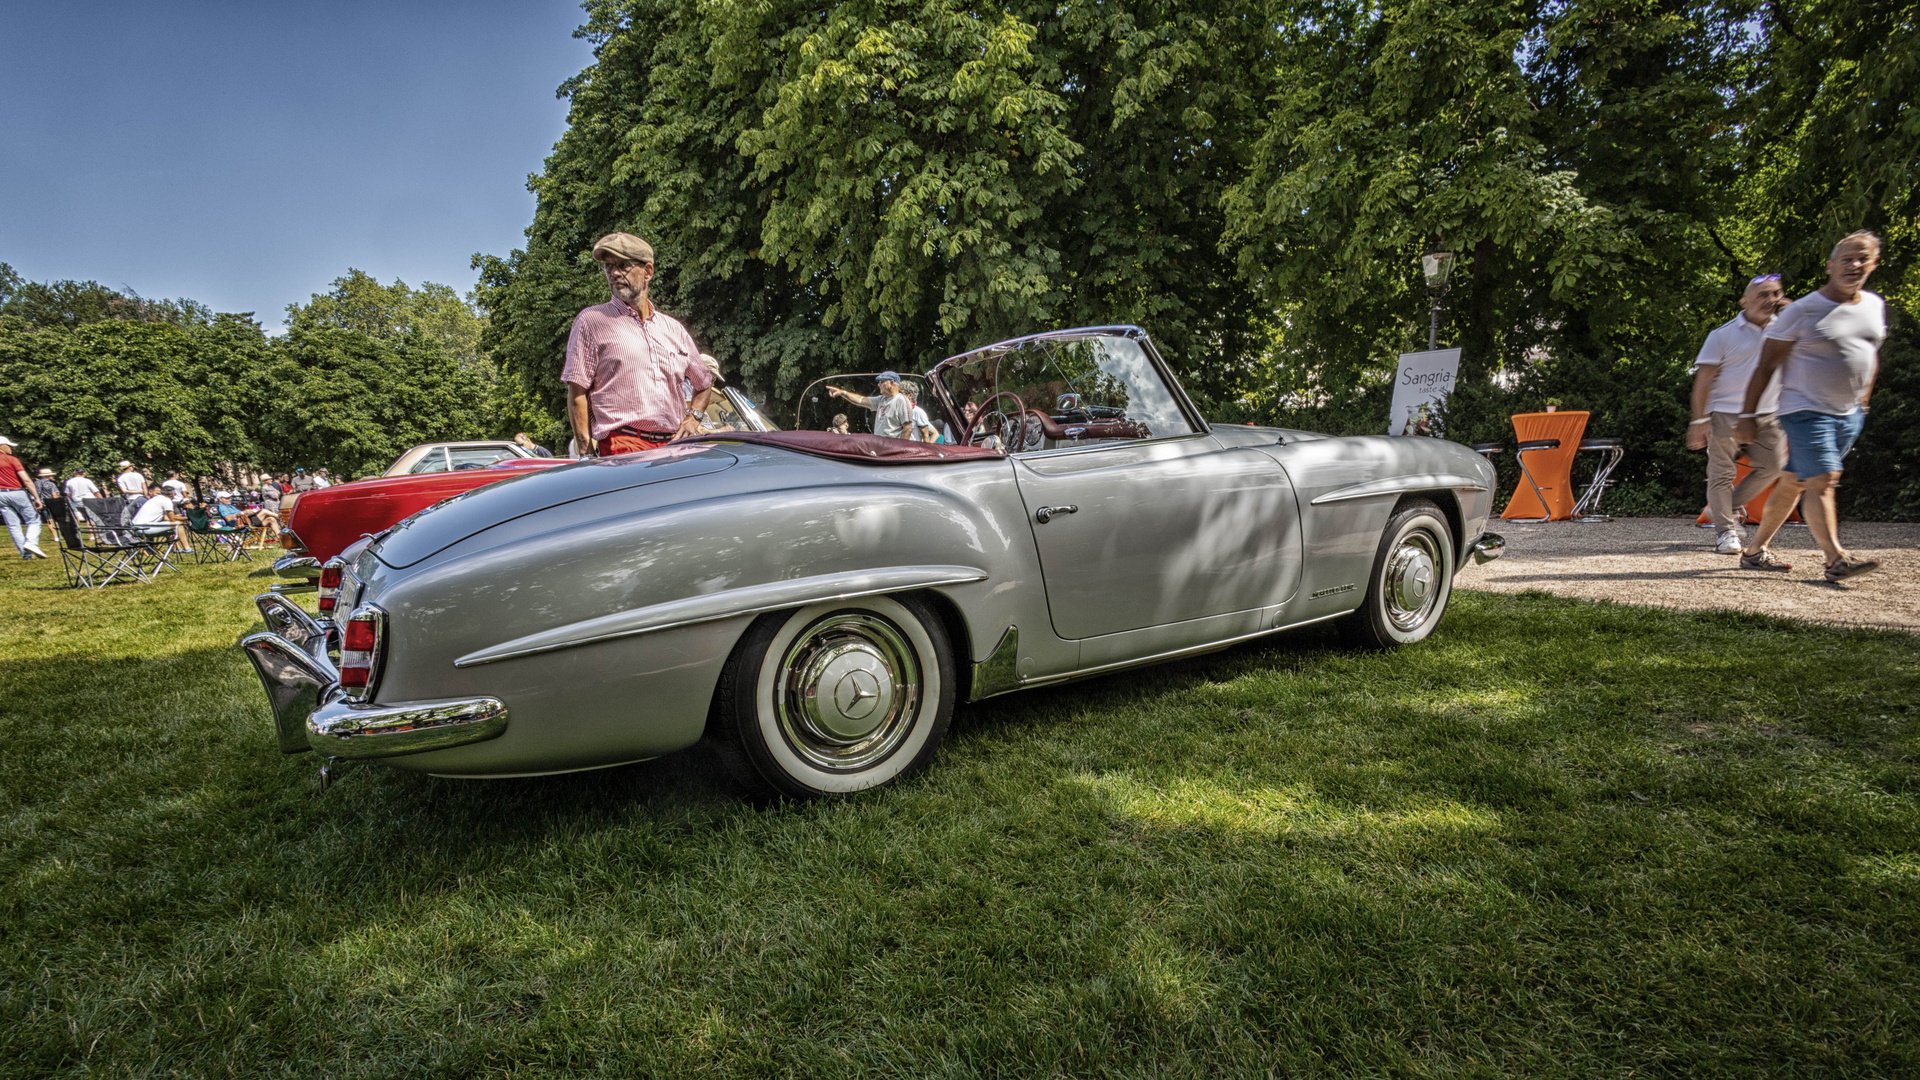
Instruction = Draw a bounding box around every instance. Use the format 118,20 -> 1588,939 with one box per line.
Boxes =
2,553 -> 1917,1078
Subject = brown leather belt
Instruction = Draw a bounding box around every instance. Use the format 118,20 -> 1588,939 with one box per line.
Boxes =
609,424 -> 678,441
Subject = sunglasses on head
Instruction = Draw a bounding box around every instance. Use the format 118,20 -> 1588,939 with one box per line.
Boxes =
1749,274 -> 1781,284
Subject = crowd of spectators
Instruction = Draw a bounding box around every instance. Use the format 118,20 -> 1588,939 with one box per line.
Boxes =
0,449 -> 314,560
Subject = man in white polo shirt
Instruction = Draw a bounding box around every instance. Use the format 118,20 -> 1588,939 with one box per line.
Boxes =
65,468 -> 102,503
115,460 -> 146,497
1686,274 -> 1789,554
1736,230 -> 1886,582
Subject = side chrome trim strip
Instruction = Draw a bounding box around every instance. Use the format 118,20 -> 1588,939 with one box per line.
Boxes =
308,696 -> 508,758
1015,610 -> 1349,692
1309,474 -> 1488,505
240,631 -> 337,754
454,565 -> 990,668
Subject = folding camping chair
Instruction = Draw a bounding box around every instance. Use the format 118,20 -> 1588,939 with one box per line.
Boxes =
57,503 -> 161,587
79,497 -> 178,578
185,505 -> 252,563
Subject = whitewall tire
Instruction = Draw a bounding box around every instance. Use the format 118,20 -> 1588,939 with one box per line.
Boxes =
710,593 -> 955,799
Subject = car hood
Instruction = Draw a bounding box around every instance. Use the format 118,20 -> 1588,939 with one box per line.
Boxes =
371,444 -> 739,569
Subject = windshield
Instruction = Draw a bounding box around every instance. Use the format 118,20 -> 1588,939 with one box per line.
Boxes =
699,386 -> 776,434
934,332 -> 1195,452
794,373 -> 942,439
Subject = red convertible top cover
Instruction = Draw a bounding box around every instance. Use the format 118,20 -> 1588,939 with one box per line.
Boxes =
685,430 -> 1004,465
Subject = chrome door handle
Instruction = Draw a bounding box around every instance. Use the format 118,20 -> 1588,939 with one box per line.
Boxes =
1034,504 -> 1078,524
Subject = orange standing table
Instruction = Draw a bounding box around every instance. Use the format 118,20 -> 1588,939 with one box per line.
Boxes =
1502,411 -> 1588,521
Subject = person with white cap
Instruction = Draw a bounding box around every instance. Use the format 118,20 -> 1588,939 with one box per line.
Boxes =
562,231 -> 714,457
115,460 -> 146,497
0,436 -> 48,559
826,372 -> 914,439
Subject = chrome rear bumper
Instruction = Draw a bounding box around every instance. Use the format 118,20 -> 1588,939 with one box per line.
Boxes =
270,554 -> 321,594
241,592 -> 507,759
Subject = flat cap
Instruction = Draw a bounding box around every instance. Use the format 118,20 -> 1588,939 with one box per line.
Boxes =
592,232 -> 655,265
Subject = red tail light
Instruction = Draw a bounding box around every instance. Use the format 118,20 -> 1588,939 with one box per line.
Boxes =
317,559 -> 344,613
338,605 -> 385,699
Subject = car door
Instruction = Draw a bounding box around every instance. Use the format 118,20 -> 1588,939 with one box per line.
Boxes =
945,332 -> 1302,640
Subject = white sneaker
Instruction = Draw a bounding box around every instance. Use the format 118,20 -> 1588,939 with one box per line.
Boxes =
22,543 -> 47,559
1713,530 -> 1743,555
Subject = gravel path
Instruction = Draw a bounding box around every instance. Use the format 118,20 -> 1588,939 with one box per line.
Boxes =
1456,517 -> 1920,633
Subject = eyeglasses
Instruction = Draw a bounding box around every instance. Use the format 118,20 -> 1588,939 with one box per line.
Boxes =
1749,274 -> 1781,284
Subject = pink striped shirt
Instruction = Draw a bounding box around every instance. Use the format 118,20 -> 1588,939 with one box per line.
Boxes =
562,297 -> 712,441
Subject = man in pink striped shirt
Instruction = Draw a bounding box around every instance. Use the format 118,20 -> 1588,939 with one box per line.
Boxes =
563,232 -> 714,457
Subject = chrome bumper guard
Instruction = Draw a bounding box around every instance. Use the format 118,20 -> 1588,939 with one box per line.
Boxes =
270,555 -> 321,594
307,696 -> 509,759
241,592 -> 508,759
1468,532 -> 1506,565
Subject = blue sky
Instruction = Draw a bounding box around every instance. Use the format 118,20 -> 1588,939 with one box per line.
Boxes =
0,1 -> 594,326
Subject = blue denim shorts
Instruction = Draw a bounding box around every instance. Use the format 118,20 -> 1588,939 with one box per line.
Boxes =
1777,409 -> 1866,480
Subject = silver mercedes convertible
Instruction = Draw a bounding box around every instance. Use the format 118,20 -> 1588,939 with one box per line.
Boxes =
244,326 -> 1504,797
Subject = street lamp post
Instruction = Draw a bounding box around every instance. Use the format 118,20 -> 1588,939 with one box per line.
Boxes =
1420,249 -> 1456,351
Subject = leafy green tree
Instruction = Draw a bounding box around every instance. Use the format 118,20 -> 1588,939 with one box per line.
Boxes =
477,0 -> 1271,424
0,319 -> 247,483
246,327 -> 495,479
289,269 -> 489,368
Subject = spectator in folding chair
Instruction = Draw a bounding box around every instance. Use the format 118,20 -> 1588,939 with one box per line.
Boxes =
130,483 -> 190,552
214,491 -> 271,547
59,500 -> 160,587
183,498 -> 248,562
247,500 -> 281,545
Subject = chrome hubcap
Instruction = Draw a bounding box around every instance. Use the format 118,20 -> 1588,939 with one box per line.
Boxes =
1384,532 -> 1442,630
776,612 -> 921,770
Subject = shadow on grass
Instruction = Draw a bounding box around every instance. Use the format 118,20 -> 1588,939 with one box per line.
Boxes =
4,589 -> 1917,1075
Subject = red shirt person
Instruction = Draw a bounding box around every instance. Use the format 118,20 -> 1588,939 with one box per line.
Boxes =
0,435 -> 48,559
562,232 -> 713,457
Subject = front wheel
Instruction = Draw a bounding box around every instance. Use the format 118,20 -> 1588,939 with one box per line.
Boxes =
1341,499 -> 1456,648
708,593 -> 955,799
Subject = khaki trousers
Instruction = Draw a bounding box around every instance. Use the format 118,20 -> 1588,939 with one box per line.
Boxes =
1705,412 -> 1785,530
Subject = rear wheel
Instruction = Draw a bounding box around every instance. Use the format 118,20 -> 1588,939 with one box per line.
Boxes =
1341,499 -> 1456,648
709,593 -> 955,799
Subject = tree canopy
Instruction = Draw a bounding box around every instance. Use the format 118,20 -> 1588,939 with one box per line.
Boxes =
0,269 -> 500,484
477,0 -> 1916,515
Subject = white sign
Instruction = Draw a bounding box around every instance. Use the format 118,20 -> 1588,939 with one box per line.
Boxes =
1388,348 -> 1461,437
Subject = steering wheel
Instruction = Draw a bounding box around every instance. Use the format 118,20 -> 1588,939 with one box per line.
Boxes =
968,392 -> 1030,450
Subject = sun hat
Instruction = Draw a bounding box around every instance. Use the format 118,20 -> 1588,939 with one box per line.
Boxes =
592,232 -> 654,265
38,468 -> 54,477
